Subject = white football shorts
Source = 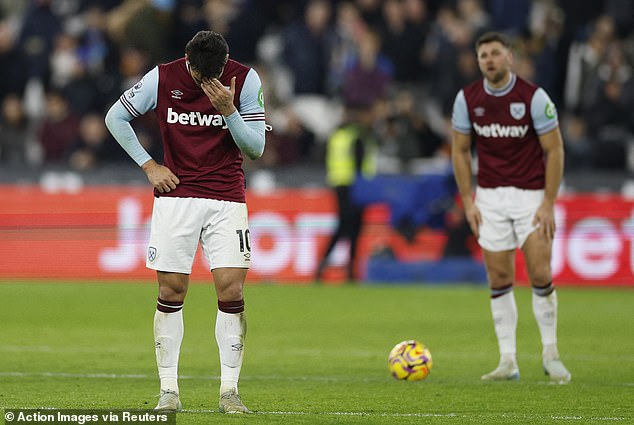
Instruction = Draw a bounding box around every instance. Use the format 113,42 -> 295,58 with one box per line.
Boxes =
146,196 -> 251,273
475,186 -> 544,252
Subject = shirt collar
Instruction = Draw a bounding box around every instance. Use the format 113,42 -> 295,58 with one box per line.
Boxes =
483,72 -> 516,96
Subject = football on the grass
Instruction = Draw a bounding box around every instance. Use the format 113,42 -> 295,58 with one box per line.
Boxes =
388,340 -> 433,381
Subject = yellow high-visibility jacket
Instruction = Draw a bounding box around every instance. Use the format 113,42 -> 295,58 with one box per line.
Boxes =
326,125 -> 377,187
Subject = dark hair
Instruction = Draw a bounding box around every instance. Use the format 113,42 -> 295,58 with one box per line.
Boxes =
185,31 -> 229,79
475,32 -> 511,51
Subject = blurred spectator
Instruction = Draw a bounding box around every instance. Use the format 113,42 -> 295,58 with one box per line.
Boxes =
558,0 -> 608,41
437,48 -> 480,114
117,45 -> 151,92
37,89 -> 80,163
379,0 -> 427,83
106,0 -> 169,63
50,32 -> 81,89
354,0 -> 382,28
583,56 -> 634,170
0,94 -> 29,165
0,19 -> 26,98
78,5 -> 119,75
170,0 -> 206,59
456,0 -> 490,35
18,0 -> 62,85
564,14 -> 616,112
62,58 -> 118,115
204,0 -> 266,64
342,28 -> 393,108
423,4 -> 475,102
329,1 -> 366,94
561,114 -> 593,169
487,0 -> 529,35
261,108 -> 317,166
282,0 -> 335,95
523,0 -> 565,97
377,89 -> 443,171
0,0 -> 30,19
66,112 -> 126,171
604,0 -> 634,38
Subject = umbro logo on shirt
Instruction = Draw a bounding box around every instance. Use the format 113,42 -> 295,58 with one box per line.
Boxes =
171,90 -> 183,100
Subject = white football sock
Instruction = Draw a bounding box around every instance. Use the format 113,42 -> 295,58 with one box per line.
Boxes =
490,291 -> 518,363
532,290 -> 559,357
154,309 -> 184,394
215,310 -> 246,395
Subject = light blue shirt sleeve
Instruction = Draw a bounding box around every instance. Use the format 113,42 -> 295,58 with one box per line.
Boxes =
225,68 -> 266,159
104,67 -> 159,166
451,90 -> 472,134
531,88 -> 559,135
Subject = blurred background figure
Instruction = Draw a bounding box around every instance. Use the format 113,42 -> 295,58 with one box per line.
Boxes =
37,89 -> 80,164
282,0 -> 335,95
18,0 -> 62,87
0,19 -> 27,99
66,112 -> 125,171
0,94 -> 29,165
315,103 -> 378,282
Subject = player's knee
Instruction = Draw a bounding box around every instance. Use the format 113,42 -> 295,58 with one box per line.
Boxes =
528,265 -> 551,287
158,284 -> 187,302
217,282 -> 243,302
487,270 -> 514,286
531,273 -> 552,288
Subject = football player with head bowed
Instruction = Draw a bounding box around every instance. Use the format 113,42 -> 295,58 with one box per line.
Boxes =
106,30 -> 266,413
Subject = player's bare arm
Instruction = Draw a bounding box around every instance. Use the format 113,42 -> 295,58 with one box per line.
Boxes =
141,159 -> 180,193
533,127 -> 564,240
451,129 -> 482,239
202,76 -> 237,116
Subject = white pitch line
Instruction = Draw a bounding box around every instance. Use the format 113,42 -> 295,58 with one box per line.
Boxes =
4,345 -> 634,363
180,410 -> 630,421
0,371 -> 374,383
9,408 -> 629,421
2,371 -> 634,389
183,409 -> 460,418
0,372 -> 151,379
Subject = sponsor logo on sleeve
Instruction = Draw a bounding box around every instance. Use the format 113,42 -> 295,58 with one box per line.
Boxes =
545,101 -> 556,119
258,86 -> 264,108
126,80 -> 144,99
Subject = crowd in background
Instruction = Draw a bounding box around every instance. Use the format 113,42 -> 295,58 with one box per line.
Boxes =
0,0 -> 632,176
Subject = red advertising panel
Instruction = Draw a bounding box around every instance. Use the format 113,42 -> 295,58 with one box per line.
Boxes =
1,185 -> 632,285
516,194 -> 634,286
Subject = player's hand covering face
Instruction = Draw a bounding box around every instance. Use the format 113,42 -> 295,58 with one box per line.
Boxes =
202,76 -> 237,117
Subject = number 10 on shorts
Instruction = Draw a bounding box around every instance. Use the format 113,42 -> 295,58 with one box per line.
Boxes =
236,229 -> 251,253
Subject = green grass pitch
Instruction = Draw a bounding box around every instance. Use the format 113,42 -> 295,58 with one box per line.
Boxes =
1,280 -> 633,424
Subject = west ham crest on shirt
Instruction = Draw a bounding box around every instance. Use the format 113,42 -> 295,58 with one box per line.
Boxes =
510,102 -> 525,120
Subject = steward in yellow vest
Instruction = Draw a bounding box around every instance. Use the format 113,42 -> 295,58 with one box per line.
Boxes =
316,106 -> 378,282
